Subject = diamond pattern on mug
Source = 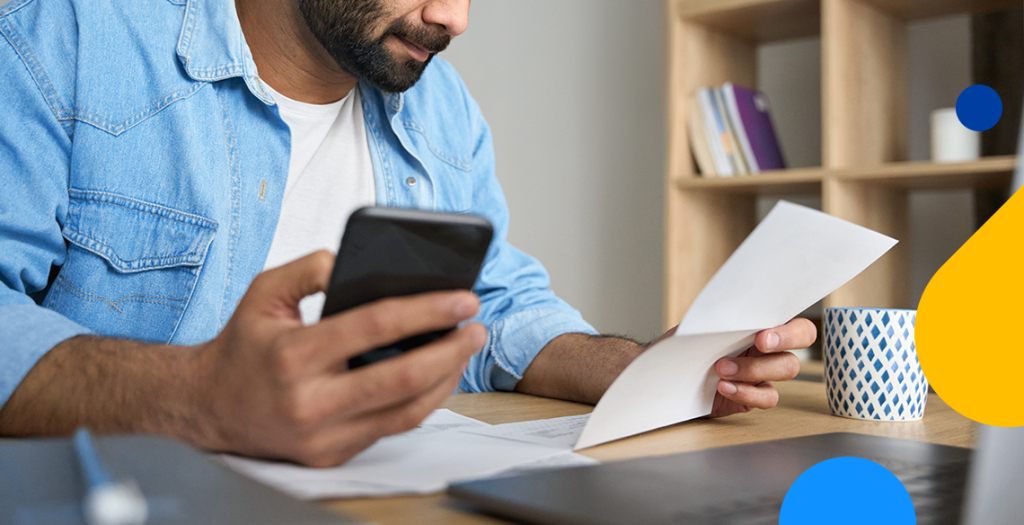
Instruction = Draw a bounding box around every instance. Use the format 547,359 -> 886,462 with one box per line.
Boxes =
824,309 -> 927,421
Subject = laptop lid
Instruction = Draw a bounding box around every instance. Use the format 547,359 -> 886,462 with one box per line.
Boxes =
448,432 -> 971,525
961,425 -> 1024,525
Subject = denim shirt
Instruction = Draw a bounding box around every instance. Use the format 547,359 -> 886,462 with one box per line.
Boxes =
0,0 -> 596,407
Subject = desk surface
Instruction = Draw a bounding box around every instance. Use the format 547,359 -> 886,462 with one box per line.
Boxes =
325,376 -> 975,525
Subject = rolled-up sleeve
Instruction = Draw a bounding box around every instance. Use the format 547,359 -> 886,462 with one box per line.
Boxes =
464,305 -> 598,393
0,305 -> 91,406
0,15 -> 92,408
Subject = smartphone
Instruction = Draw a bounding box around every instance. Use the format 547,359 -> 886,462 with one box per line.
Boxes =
321,207 -> 494,369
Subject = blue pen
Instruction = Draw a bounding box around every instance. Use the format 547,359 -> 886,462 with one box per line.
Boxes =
72,428 -> 148,525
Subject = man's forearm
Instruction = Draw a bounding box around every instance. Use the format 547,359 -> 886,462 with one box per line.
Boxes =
3,330 -> 641,442
515,333 -> 644,404
0,335 -> 211,445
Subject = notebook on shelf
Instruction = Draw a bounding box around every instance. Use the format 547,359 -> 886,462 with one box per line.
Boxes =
722,82 -> 787,174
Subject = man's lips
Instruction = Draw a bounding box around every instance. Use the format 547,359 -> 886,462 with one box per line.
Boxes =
394,35 -> 431,62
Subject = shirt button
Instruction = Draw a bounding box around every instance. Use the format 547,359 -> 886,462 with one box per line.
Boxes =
406,177 -> 417,186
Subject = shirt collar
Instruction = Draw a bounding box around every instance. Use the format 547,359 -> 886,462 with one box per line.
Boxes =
175,0 -> 274,105
174,0 -> 406,111
379,84 -> 404,115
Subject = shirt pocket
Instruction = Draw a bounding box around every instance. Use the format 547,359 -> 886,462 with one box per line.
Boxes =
401,120 -> 474,213
43,190 -> 217,344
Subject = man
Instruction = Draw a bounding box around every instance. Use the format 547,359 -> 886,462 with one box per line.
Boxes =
0,0 -> 814,467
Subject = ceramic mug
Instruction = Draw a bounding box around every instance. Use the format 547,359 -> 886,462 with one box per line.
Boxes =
823,307 -> 928,421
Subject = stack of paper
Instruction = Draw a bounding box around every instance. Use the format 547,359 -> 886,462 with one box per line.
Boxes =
221,410 -> 597,499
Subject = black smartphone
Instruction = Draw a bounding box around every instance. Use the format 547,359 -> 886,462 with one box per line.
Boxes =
321,207 -> 494,369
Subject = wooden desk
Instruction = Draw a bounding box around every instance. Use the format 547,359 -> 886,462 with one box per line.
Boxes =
324,378 -> 975,525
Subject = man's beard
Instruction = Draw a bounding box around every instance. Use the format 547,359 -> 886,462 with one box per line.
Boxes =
299,0 -> 451,93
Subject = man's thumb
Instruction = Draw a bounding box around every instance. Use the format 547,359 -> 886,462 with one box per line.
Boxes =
251,250 -> 335,309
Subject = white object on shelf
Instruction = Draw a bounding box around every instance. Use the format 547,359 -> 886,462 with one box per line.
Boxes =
931,108 -> 980,163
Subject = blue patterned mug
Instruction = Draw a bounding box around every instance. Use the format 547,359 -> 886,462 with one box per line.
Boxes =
823,308 -> 928,421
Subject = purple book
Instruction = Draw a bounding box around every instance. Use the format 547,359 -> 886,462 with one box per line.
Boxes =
722,83 -> 787,173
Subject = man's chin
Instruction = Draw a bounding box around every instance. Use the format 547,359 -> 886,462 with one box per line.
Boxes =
366,57 -> 431,93
329,43 -> 433,93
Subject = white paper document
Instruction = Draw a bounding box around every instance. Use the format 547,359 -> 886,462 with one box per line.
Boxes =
461,414 -> 591,448
222,410 -> 597,499
575,201 -> 897,450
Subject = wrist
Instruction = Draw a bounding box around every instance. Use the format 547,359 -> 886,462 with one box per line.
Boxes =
176,342 -> 224,451
518,334 -> 645,405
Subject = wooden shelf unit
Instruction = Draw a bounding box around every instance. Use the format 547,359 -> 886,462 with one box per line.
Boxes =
665,0 -> 1021,328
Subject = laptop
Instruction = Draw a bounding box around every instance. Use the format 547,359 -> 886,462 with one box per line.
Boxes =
448,431 -> 982,524
0,434 -> 363,525
961,424 -> 1024,524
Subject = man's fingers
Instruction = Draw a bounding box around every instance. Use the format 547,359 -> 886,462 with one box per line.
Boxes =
716,380 -> 780,410
290,357 -> 469,467
307,323 -> 486,422
707,318 -> 812,418
295,290 -> 481,371
715,350 -> 800,383
754,318 -> 817,354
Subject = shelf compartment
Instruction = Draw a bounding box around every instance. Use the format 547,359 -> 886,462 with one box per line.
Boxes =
677,0 -> 821,43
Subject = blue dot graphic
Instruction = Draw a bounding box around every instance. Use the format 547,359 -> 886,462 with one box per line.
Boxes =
956,85 -> 1003,132
780,457 -> 915,525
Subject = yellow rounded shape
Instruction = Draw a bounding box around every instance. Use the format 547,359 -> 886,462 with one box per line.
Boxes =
917,187 -> 1024,427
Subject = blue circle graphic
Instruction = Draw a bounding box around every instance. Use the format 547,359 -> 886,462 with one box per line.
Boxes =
780,457 -> 915,525
956,85 -> 1003,132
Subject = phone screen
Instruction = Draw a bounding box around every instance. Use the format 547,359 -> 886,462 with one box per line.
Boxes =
321,207 -> 493,368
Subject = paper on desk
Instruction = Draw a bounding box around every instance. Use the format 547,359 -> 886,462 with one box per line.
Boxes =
574,201 -> 897,450
397,407 -> 486,436
222,409 -> 592,499
460,414 -> 591,448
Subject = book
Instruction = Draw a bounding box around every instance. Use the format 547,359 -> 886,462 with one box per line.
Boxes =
705,89 -> 739,177
714,87 -> 750,175
721,82 -> 787,173
696,88 -> 734,176
687,93 -> 718,177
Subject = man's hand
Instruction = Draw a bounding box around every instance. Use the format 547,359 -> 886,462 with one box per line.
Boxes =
194,251 -> 486,466
0,251 -> 485,468
517,318 -> 816,414
708,318 -> 816,417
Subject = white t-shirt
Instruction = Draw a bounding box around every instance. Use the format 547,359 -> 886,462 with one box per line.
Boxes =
261,82 -> 376,325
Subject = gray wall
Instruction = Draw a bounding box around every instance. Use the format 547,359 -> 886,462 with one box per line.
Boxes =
444,0 -> 666,340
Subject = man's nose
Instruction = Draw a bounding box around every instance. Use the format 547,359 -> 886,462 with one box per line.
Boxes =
422,0 -> 470,37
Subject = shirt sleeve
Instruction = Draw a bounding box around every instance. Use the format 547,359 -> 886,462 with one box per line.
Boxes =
447,66 -> 599,393
0,17 -> 93,408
